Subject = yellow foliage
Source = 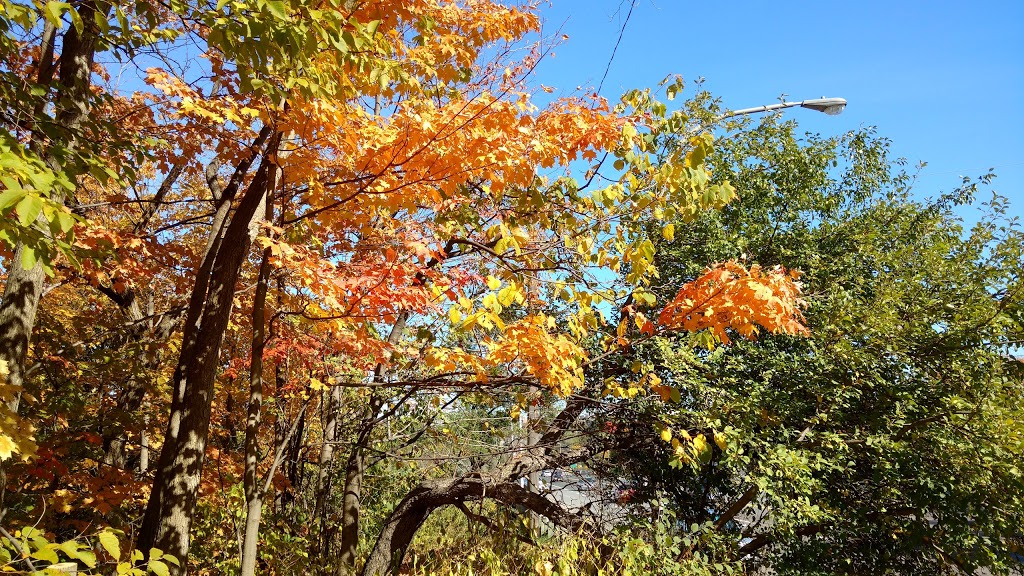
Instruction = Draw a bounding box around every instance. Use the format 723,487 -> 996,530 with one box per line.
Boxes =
0,359 -> 37,461
488,315 -> 586,397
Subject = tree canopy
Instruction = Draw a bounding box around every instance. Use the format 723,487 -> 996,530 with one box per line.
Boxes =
0,2 -> 1020,576
604,113 -> 1024,575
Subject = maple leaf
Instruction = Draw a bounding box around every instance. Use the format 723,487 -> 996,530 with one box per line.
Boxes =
0,434 -> 15,460
0,360 -> 37,461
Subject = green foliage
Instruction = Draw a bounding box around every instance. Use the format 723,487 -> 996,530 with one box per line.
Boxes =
0,0 -> 165,271
0,526 -> 177,575
398,506 -> 744,576
615,111 -> 1024,574
0,131 -> 78,272
200,0 -> 395,99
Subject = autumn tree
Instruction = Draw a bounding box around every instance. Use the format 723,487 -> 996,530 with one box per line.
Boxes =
0,0 -> 147,455
2,3 -> 814,576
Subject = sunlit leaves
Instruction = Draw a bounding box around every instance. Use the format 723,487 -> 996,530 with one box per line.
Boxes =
658,261 -> 808,344
0,131 -> 78,271
0,360 -> 36,461
488,315 -> 585,397
98,529 -> 121,561
423,315 -> 585,397
0,2 -> 845,571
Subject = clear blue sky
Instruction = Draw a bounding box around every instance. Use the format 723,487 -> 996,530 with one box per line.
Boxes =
530,0 -> 1023,218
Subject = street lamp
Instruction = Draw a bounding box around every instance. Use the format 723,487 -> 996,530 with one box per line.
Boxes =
718,97 -> 847,120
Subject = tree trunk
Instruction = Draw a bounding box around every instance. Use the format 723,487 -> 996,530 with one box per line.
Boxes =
359,484 -> 435,576
282,406 -> 306,508
360,478 -> 597,576
527,386 -> 541,537
314,384 -> 343,558
337,448 -> 363,574
0,1 -> 103,413
140,409 -> 150,474
270,389 -> 307,518
138,135 -> 280,573
272,359 -> 291,513
335,313 -> 408,573
239,202 -> 274,576
0,245 -> 46,413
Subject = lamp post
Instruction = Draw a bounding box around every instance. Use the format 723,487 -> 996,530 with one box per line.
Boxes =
718,97 -> 847,120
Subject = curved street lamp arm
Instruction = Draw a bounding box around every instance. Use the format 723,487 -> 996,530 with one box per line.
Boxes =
717,98 -> 847,120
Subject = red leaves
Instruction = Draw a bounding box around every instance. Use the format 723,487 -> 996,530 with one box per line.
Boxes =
658,261 -> 808,344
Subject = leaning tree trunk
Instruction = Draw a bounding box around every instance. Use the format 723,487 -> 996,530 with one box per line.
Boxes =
359,390 -> 605,576
360,485 -> 434,576
239,201 -> 274,576
138,135 -> 280,573
360,477 -> 598,576
313,383 -> 343,560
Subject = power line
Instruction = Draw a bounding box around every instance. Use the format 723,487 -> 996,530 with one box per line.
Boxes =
596,0 -> 639,95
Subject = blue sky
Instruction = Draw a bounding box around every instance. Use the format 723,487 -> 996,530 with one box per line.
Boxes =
529,0 -> 1023,218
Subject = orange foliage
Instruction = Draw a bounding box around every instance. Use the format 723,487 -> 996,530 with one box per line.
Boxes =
488,315 -> 586,396
658,261 -> 808,343
0,0 -> 819,564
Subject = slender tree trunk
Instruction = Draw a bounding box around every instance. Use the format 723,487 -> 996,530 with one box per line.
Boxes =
239,201 -> 274,576
337,448 -> 363,575
288,411 -> 306,500
274,402 -> 306,510
335,314 -> 408,574
138,135 -> 281,573
527,386 -> 541,537
140,409 -> 150,474
314,384 -> 343,558
272,360 -> 290,513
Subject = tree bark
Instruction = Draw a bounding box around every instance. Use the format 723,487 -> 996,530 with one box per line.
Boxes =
289,416 -> 306,496
0,244 -> 46,413
335,313 -> 408,574
527,385 -> 541,537
138,133 -> 281,573
0,1 -> 103,413
239,201 -> 274,576
313,384 -> 343,559
336,448 -> 363,574
360,485 -> 432,576
272,356 -> 291,513
140,409 -> 150,474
